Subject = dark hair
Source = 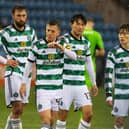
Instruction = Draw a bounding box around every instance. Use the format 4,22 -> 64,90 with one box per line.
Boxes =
71,14 -> 87,24
47,19 -> 61,29
12,5 -> 27,14
118,24 -> 129,33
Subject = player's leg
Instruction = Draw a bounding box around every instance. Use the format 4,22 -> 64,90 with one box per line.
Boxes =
5,75 -> 23,129
40,110 -> 52,129
5,115 -> 12,129
51,90 -> 62,128
56,86 -> 73,129
56,110 -> 68,129
74,86 -> 92,129
78,105 -> 92,129
5,76 -> 12,129
112,100 -> 129,129
81,63 -> 96,119
37,89 -> 56,129
114,117 -> 124,129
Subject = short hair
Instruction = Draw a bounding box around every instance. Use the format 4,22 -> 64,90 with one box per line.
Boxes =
70,14 -> 87,24
118,24 -> 129,33
87,17 -> 94,23
12,5 -> 27,14
47,19 -> 61,29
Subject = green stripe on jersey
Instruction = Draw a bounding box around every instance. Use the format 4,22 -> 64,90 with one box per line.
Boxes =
105,45 -> 129,99
63,33 -> 90,87
36,85 -> 62,90
0,24 -> 37,77
30,39 -> 64,90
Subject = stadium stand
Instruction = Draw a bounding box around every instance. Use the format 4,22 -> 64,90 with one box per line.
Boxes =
0,0 -> 119,54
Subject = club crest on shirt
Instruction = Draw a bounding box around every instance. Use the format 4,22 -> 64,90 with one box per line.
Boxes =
13,92 -> 18,97
114,106 -> 118,113
38,104 -> 43,110
48,54 -> 55,60
77,50 -> 83,56
125,61 -> 129,68
21,41 -> 27,47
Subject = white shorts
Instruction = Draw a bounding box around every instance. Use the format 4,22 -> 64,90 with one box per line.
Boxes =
112,99 -> 129,117
59,86 -> 92,111
36,89 -> 62,112
5,74 -> 31,107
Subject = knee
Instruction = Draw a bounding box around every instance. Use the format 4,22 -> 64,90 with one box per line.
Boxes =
12,103 -> 23,117
83,111 -> 93,122
58,110 -> 68,121
115,117 -> 124,128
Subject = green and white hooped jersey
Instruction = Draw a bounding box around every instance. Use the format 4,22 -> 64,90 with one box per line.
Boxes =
0,24 -> 37,77
63,33 -> 91,87
28,39 -> 64,90
105,45 -> 129,99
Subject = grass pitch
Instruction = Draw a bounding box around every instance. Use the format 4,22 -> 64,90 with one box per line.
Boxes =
0,86 -> 129,129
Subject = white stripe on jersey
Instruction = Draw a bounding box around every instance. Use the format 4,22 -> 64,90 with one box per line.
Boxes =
36,79 -> 62,85
115,89 -> 129,95
64,64 -> 85,71
115,78 -> 129,84
63,75 -> 85,81
37,69 -> 62,75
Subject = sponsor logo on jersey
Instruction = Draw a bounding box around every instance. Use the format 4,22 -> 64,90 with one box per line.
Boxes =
65,45 -> 71,50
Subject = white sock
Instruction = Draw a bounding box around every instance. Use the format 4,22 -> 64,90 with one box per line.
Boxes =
5,115 -> 12,129
78,120 -> 91,129
10,118 -> 22,129
56,120 -> 66,129
41,124 -> 51,129
114,125 -> 124,129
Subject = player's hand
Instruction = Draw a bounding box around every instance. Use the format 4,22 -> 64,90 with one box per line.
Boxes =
106,97 -> 113,107
19,83 -> 26,98
7,59 -> 19,67
48,42 -> 64,51
48,42 -> 57,48
91,85 -> 98,96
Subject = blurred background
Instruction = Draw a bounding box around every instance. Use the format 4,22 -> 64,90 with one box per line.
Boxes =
0,0 -> 129,86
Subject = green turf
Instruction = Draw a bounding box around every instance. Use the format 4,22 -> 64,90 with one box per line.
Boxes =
0,87 -> 129,129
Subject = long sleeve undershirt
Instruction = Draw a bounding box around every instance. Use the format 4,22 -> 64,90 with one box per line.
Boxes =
86,55 -> 96,85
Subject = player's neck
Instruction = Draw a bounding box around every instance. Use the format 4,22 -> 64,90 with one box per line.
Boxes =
71,31 -> 81,40
122,43 -> 129,49
13,23 -> 25,31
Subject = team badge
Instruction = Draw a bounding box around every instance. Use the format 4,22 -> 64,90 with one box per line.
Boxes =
126,62 -> 129,68
77,50 -> 83,56
13,92 -> 18,97
48,54 -> 55,60
114,106 -> 118,113
38,104 -> 43,110
21,42 -> 26,47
